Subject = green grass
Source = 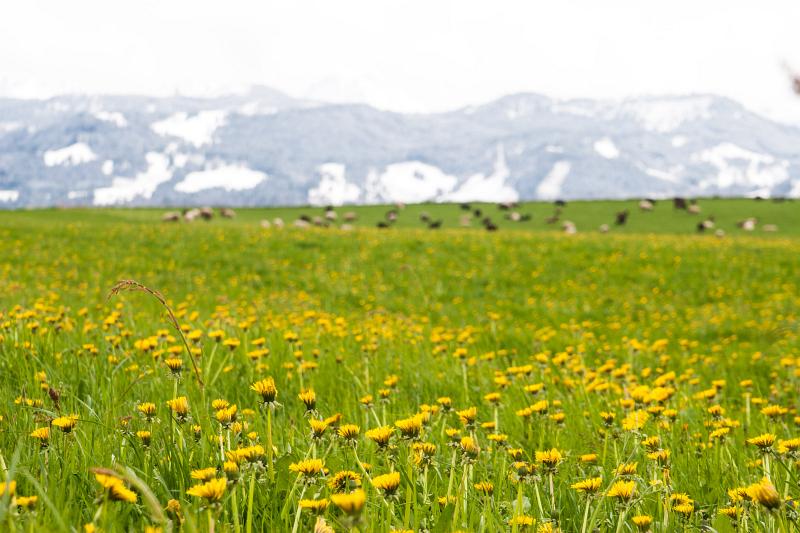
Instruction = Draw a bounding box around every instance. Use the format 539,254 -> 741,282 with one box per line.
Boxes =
0,202 -> 798,532
2,197 -> 797,235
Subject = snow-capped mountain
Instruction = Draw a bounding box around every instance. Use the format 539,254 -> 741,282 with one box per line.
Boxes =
1,87 -> 799,208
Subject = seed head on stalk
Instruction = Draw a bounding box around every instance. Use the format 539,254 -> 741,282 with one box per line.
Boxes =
108,279 -> 204,387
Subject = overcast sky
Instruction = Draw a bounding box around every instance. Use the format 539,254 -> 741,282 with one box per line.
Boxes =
1,1 -> 799,121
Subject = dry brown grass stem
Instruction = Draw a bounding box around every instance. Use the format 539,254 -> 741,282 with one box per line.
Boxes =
108,279 -> 204,386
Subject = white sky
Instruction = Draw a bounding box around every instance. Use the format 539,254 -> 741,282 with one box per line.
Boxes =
1,1 -> 800,121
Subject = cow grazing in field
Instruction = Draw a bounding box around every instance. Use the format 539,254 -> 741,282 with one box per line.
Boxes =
293,219 -> 310,228
638,200 -> 654,211
673,197 -> 688,210
697,217 -> 715,232
738,218 -> 757,231
507,211 -> 522,222
483,218 -> 498,231
599,224 -> 610,233
562,221 -> 577,234
419,212 -> 431,223
385,210 -> 398,222
555,200 -> 567,207
615,210 -> 629,226
687,203 -> 701,215
460,203 -> 471,211
343,211 -> 357,222
183,208 -> 201,222
459,214 -> 472,227
260,219 -> 271,229
162,211 -> 181,222
473,209 -> 482,218
199,207 -> 214,220
272,218 -> 285,228
324,209 -> 338,221
427,220 -> 443,229
220,208 -> 236,218
376,221 -> 392,229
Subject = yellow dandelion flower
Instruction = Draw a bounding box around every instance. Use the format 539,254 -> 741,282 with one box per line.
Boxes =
186,477 -> 227,502
372,472 -> 402,496
331,488 -> 366,515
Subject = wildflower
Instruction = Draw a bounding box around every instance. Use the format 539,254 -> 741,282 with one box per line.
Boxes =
0,481 -> 16,497
165,396 -> 189,418
328,471 -> 361,492
580,453 -> 598,463
719,506 -> 741,518
673,502 -> 693,516
30,427 -> 50,446
137,402 -> 157,421
191,468 -> 218,481
571,477 -> 602,494
186,477 -> 227,502
747,433 -> 776,450
614,462 -> 638,476
365,426 -> 394,448
289,459 -> 325,480
460,436 -> 480,459
164,358 -> 183,375
338,424 -> 360,441
52,415 -> 78,433
395,415 -> 423,439
761,405 -> 788,418
299,498 -> 329,513
136,430 -> 152,447
457,406 -> 478,427
251,378 -> 278,405
298,389 -> 316,411
606,480 -> 636,502
508,515 -> 535,527
372,472 -> 402,496
15,495 -> 38,509
331,488 -> 366,515
631,515 -> 652,530
215,405 -> 238,427
309,419 -> 329,439
211,399 -> 230,410
474,481 -> 494,495
95,473 -> 137,503
413,442 -> 437,466
535,448 -> 563,470
746,478 -> 781,509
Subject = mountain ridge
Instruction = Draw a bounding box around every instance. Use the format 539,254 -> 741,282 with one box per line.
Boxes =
1,87 -> 799,208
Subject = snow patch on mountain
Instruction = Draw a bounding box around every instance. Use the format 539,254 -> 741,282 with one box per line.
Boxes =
0,122 -> 22,134
643,166 -> 682,184
536,161 -> 571,200
444,146 -> 518,203
308,163 -> 361,206
93,110 -> 128,127
671,135 -> 688,148
151,110 -> 227,147
43,142 -> 97,166
174,163 -> 267,193
366,162 -> 458,204
620,97 -> 712,132
93,152 -> 172,205
0,190 -> 19,202
692,143 -> 789,190
594,137 -> 620,159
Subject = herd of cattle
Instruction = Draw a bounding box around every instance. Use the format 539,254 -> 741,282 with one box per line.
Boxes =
161,198 -> 784,235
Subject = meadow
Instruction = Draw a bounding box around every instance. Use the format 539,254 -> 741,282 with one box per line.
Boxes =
0,199 -> 799,532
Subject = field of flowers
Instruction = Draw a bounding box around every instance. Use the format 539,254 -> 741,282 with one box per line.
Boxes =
0,207 -> 799,532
